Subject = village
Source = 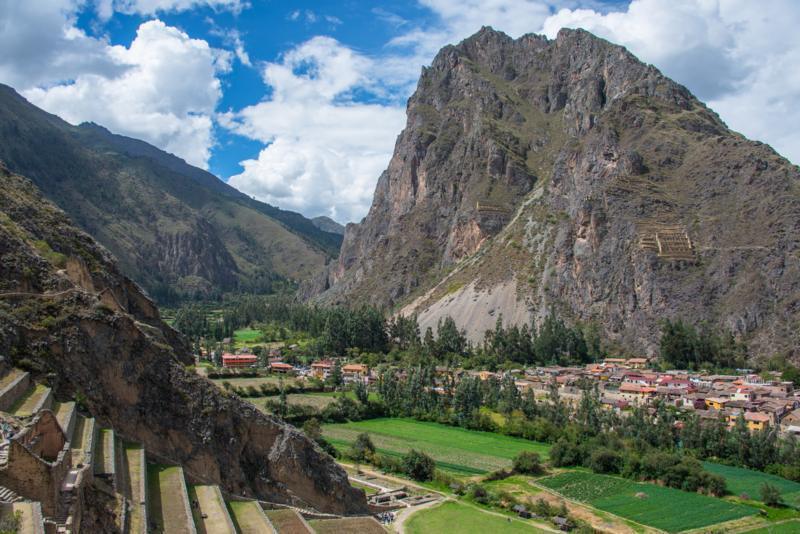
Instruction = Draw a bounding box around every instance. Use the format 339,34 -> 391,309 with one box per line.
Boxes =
213,348 -> 800,438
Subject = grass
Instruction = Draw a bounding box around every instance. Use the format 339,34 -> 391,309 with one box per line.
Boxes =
703,462 -> 800,507
227,500 -> 273,533
9,383 -> 49,417
538,470 -> 758,533
190,485 -> 235,534
210,376 -> 290,389
264,509 -> 312,533
233,328 -> 263,346
323,418 -> 550,476
124,445 -> 146,534
742,519 -> 800,533
310,517 -> 386,533
147,464 -> 193,534
406,501 -> 545,533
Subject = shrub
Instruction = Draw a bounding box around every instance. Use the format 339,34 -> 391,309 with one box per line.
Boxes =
402,449 -> 436,481
760,483 -> 782,507
513,451 -> 544,475
588,448 -> 623,475
470,484 -> 490,504
348,432 -> 375,462
373,453 -> 402,474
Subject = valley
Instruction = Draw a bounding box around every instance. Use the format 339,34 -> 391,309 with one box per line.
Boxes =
0,9 -> 799,534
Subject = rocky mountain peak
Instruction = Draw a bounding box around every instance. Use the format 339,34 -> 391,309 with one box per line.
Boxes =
316,27 -> 800,360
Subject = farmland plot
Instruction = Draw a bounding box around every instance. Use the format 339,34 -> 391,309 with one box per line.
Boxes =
703,462 -> 800,507
538,471 -> 757,533
323,418 -> 550,475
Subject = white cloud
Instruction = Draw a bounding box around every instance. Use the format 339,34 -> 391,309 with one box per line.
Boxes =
24,20 -> 226,168
110,0 -> 248,17
539,0 -> 800,163
224,37 -> 406,223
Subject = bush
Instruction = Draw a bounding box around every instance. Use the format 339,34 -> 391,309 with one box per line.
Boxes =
513,451 -> 544,475
402,449 -> 436,481
373,453 -> 402,474
588,448 -> 623,475
760,483 -> 782,507
348,433 -> 375,462
470,484 -> 490,504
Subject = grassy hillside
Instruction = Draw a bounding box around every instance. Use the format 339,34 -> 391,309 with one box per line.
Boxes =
0,84 -> 341,302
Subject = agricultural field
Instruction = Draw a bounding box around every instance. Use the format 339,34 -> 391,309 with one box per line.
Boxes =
323,418 -> 550,475
743,519 -> 800,533
703,462 -> 800,507
210,376 -> 297,390
233,328 -> 263,346
538,471 -> 757,533
405,501 -> 546,534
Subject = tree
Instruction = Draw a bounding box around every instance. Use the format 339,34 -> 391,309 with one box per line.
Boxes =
760,483 -> 782,507
349,433 -> 375,462
278,379 -> 288,418
403,449 -> 435,481
353,379 -> 369,405
302,418 -> 322,441
513,451 -> 544,475
588,448 -> 623,474
328,360 -> 343,389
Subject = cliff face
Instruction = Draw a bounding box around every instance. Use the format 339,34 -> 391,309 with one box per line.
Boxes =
0,163 -> 367,514
0,85 -> 343,302
320,27 -> 800,360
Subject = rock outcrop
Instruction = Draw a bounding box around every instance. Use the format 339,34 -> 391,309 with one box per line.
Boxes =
319,27 -> 800,360
0,163 -> 368,515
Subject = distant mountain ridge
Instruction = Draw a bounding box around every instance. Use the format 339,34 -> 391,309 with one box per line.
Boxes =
317,27 -> 800,360
312,216 -> 346,235
0,84 -> 342,302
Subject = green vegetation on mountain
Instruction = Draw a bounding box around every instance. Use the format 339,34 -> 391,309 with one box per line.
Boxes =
0,84 -> 342,303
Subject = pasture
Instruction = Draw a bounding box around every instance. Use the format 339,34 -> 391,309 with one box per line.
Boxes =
538,471 -> 757,533
405,501 -> 545,533
233,328 -> 263,345
743,519 -> 800,533
323,418 -> 550,475
703,462 -> 800,507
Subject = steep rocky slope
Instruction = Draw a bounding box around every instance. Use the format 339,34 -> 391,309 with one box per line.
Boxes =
320,27 -> 800,360
0,163 -> 367,514
0,85 -> 342,302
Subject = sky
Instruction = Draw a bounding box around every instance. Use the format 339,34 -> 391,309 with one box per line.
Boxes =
1,1 -> 799,224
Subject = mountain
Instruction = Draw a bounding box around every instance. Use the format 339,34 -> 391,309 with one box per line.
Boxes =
318,27 -> 800,360
0,84 -> 343,302
0,161 -> 367,515
313,216 -> 346,235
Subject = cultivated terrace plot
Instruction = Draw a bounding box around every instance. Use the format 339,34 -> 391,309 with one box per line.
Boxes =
703,462 -> 800,507
309,516 -> 387,533
743,519 -> 800,533
405,501 -> 546,534
323,418 -> 550,475
538,471 -> 758,533
263,508 -> 313,534
228,500 -> 275,533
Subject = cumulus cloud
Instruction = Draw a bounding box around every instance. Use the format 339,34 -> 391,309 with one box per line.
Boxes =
103,0 -> 248,18
539,0 -> 800,163
23,20 -> 227,168
224,37 -> 406,223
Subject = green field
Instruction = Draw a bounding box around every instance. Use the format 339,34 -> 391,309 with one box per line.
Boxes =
233,328 -> 263,345
743,519 -> 800,533
704,462 -> 800,507
323,418 -> 550,475
406,501 -> 545,533
538,471 -> 757,532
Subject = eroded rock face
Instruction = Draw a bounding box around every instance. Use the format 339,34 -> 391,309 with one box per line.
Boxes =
319,27 -> 800,361
0,164 -> 367,514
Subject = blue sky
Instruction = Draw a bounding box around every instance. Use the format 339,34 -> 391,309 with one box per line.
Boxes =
1,1 -> 799,223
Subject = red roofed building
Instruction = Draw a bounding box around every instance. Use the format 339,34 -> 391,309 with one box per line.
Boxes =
270,362 -> 294,375
222,353 -> 257,368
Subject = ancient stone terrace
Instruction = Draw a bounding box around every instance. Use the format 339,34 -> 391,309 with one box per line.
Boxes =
0,366 -> 385,533
638,223 -> 696,261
